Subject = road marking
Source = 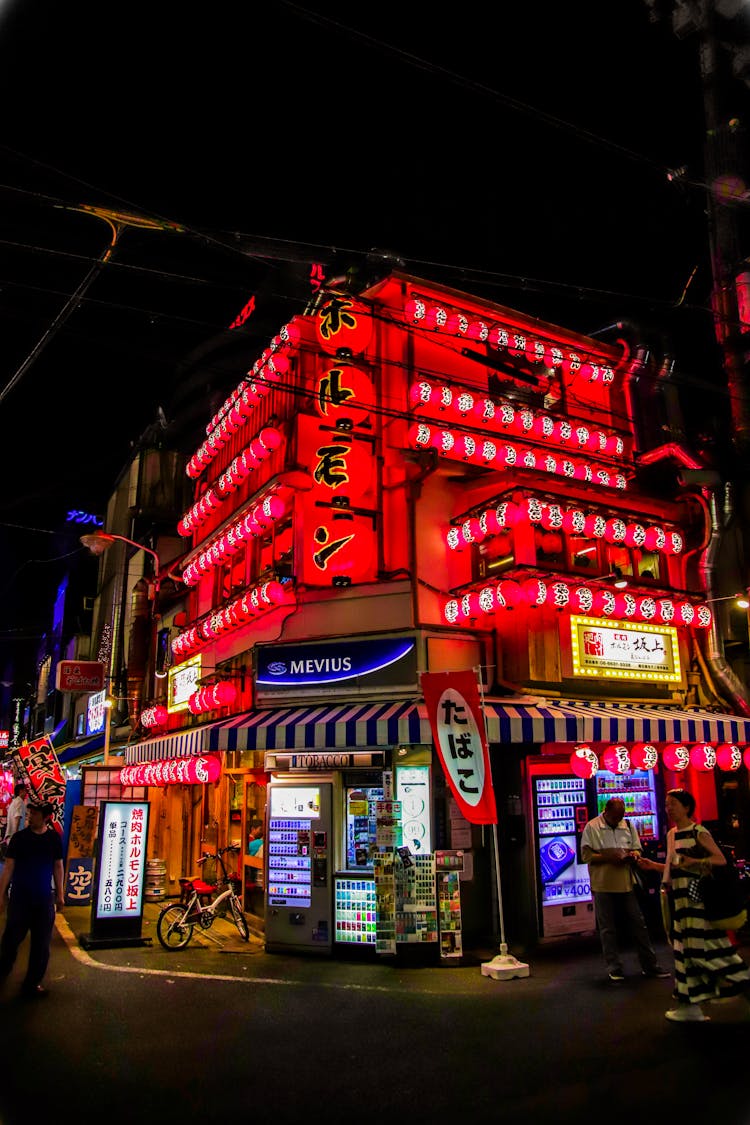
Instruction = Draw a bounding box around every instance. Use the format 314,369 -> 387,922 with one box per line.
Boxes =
53,913 -> 433,993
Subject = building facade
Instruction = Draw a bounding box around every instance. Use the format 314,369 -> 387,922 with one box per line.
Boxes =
122,270 -> 750,953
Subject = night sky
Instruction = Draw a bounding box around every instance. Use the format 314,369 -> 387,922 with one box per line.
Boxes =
0,0 -> 748,691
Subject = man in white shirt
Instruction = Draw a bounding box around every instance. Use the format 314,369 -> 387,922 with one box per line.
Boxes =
581,797 -> 670,984
4,784 -> 28,841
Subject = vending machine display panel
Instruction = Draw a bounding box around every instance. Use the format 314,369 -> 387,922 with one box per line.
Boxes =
335,877 -> 376,944
595,770 -> 660,840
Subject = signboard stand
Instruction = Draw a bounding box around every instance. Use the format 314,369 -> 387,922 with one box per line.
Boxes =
79,800 -> 153,949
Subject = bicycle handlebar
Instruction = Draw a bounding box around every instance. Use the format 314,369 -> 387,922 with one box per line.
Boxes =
197,844 -> 241,865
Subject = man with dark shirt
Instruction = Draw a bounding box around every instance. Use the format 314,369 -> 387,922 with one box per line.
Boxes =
0,801 -> 64,998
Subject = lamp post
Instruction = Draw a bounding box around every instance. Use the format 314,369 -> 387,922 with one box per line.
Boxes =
81,530 -> 163,760
102,695 -> 114,767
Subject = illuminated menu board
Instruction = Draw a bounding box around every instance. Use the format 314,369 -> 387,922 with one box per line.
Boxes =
95,801 -> 150,919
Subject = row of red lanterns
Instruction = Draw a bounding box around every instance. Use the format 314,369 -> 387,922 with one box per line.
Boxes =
208,319 -> 302,436
570,742 -> 747,779
186,322 -> 300,479
445,497 -> 683,556
182,487 -> 292,586
188,681 -> 237,715
409,422 -> 628,491
442,579 -> 712,628
410,379 -> 625,457
403,302 -> 617,385
120,755 -> 222,788
171,579 -> 296,659
179,427 -> 283,536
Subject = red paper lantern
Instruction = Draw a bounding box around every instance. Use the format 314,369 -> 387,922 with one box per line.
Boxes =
689,743 -> 716,771
716,743 -> 743,771
644,526 -> 666,552
662,743 -> 690,771
744,747 -> 750,771
674,602 -> 696,627
315,362 -> 374,427
592,589 -> 617,618
521,577 -> 548,607
570,585 -> 595,614
630,742 -> 658,770
316,292 -> 372,355
570,746 -> 599,779
494,580 -> 522,609
546,581 -> 571,610
613,592 -> 638,619
602,745 -> 632,773
693,605 -> 713,629
624,523 -> 647,549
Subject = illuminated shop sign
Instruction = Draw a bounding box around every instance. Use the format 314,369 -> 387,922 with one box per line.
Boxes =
570,616 -> 681,683
87,690 -> 106,736
168,655 -> 202,713
257,637 -> 417,688
94,801 -> 150,920
266,751 -> 386,771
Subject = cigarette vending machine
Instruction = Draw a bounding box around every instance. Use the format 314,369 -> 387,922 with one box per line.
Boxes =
265,778 -> 333,954
527,759 -> 595,939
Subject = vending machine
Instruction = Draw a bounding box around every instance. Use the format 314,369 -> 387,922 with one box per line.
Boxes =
265,778 -> 333,954
526,758 -> 595,939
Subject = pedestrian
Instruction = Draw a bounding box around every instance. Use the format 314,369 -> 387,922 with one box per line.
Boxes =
0,800 -> 64,998
4,783 -> 28,841
637,788 -> 750,1023
247,820 -> 263,857
581,796 -> 670,984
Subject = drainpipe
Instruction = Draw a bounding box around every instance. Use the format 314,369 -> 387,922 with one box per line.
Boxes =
697,486 -> 750,716
635,442 -> 750,714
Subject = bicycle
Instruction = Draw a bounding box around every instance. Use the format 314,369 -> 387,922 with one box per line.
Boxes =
156,844 -> 250,949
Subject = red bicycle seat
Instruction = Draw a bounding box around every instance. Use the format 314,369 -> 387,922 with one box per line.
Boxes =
191,880 -> 215,896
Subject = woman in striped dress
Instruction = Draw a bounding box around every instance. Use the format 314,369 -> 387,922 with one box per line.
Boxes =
638,788 -> 750,1023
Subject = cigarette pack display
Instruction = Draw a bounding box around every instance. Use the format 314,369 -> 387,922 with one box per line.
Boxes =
539,837 -> 576,883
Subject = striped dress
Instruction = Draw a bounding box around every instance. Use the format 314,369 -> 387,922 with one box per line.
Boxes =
669,823 -> 750,1005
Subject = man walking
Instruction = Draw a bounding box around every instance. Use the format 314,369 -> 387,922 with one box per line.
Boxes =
0,801 -> 64,998
4,783 -> 28,841
581,796 -> 670,984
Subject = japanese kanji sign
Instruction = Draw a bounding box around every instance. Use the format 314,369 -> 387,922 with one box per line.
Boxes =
14,736 -> 66,828
421,670 -> 497,825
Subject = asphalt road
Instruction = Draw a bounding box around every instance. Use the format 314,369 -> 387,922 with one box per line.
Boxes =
0,904 -> 748,1125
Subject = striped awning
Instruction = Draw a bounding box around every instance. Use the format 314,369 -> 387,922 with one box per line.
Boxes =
211,701 -> 429,753
125,721 -> 227,765
208,698 -> 750,753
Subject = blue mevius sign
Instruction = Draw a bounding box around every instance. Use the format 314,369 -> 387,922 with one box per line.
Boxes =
257,637 -> 417,688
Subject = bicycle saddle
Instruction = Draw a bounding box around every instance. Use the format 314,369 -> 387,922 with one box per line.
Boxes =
191,880 -> 215,895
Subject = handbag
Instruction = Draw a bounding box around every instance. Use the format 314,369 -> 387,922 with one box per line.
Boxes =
696,860 -> 748,929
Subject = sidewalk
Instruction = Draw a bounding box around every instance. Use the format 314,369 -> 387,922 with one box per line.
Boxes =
60,894 -> 261,954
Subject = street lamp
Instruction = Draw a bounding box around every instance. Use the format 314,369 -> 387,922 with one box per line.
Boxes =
81,530 -> 163,763
80,530 -> 161,596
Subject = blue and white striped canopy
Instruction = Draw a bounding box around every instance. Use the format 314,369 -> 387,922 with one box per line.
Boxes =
206,698 -> 750,754
125,699 -> 750,763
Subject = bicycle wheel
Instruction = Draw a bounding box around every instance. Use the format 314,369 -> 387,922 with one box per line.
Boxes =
156,903 -> 194,950
230,895 -> 250,941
